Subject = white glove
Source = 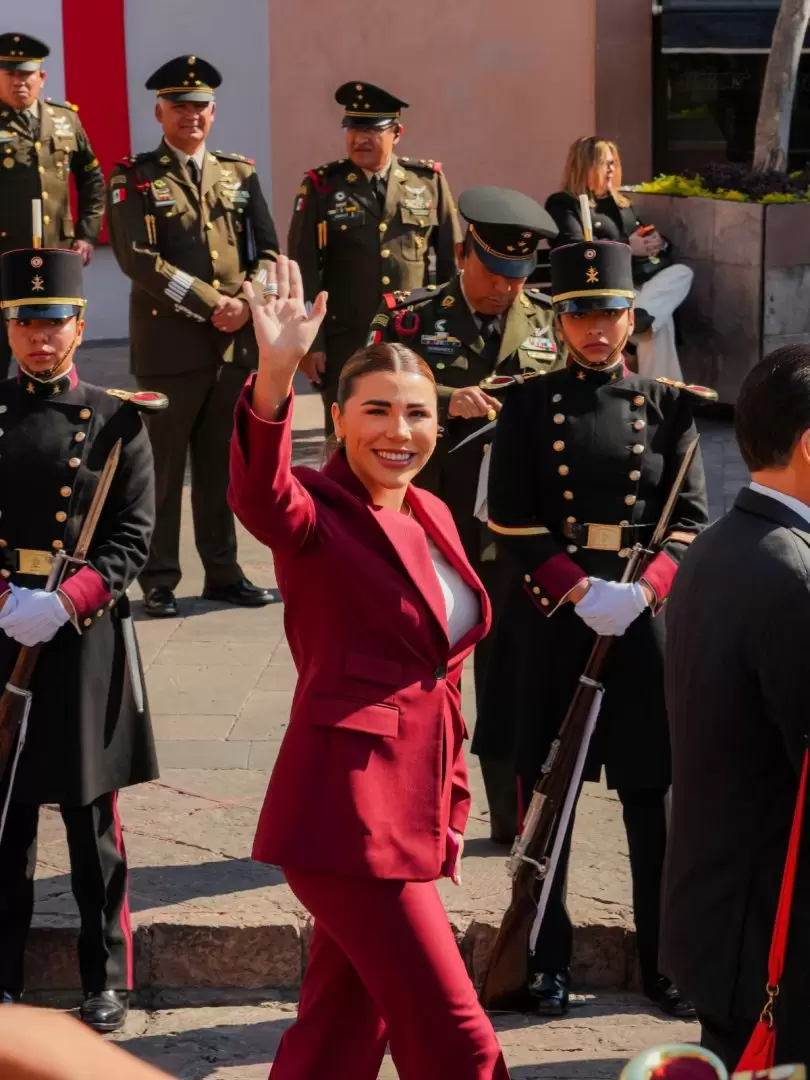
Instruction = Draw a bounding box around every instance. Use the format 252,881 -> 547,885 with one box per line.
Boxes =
574,578 -> 649,637
0,586 -> 71,646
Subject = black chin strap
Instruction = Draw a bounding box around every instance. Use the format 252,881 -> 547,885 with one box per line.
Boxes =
19,323 -> 81,382
558,322 -> 631,372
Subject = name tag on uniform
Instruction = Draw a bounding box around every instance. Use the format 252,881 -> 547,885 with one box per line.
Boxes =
151,179 -> 176,206
0,130 -> 14,143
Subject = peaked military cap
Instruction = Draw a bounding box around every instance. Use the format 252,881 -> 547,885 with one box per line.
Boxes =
0,32 -> 49,71
335,81 -> 408,129
0,248 -> 86,320
551,239 -> 635,313
458,187 -> 558,279
146,55 -> 221,102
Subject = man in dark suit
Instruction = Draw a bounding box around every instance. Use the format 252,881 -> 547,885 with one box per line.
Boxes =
662,344 -> 810,1068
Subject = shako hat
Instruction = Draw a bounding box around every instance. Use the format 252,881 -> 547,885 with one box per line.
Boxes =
551,239 -> 635,313
0,247 -> 86,320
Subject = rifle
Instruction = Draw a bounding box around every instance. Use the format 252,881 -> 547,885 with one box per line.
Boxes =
0,440 -> 122,845
479,435 -> 700,1010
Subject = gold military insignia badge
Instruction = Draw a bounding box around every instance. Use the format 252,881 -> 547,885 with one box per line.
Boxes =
586,267 -> 599,284
441,296 -> 455,309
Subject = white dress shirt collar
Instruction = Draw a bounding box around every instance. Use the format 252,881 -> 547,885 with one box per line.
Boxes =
165,140 -> 206,170
749,481 -> 810,527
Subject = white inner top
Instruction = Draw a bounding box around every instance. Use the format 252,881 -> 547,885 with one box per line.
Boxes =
426,537 -> 480,647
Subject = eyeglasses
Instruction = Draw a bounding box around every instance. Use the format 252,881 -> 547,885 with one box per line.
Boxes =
346,125 -> 396,140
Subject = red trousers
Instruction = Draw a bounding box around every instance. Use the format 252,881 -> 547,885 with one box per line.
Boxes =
270,870 -> 510,1080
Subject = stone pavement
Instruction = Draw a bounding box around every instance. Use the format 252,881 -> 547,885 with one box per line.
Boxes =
108,996 -> 699,1079
25,342 -> 748,995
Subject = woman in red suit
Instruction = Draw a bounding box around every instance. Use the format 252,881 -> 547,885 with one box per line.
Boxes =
229,256 -> 510,1080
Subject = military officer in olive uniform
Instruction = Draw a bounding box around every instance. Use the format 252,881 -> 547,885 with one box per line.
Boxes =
108,56 -> 280,617
289,81 -> 460,429
0,247 -> 161,1032
0,32 -> 105,377
483,237 -> 711,1018
375,187 -> 562,844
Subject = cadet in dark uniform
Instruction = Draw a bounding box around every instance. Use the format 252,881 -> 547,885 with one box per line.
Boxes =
0,247 -> 161,1032
108,56 -> 279,617
375,187 -> 561,843
0,33 -> 105,377
484,238 -> 711,1017
289,81 -> 460,429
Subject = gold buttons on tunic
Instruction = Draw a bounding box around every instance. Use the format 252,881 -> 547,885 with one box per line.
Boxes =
0,569 -> 9,579
0,539 -> 7,548
41,191 -> 48,200
212,279 -> 220,289
52,540 -> 64,550
379,223 -> 388,233
43,214 -> 50,225
552,393 -> 562,403
633,394 -> 645,407
382,276 -> 391,285
553,413 -> 565,425
558,465 -> 569,476
68,457 -> 81,468
97,609 -> 104,617
55,511 -> 67,523
210,250 -> 219,260
79,409 -> 91,420
553,440 -> 565,452
632,444 -> 644,455
38,165 -> 44,174
629,470 -> 641,481
532,586 -> 541,595
60,486 -> 72,497
34,141 -> 41,151
625,495 -> 637,506
74,432 -> 86,443
152,309 -> 158,316
633,420 -> 645,432
83,618 -> 92,627
566,516 -> 576,524
540,597 -> 550,607
566,544 -> 578,554
524,574 -> 531,583
563,490 -> 574,501
436,362 -> 446,370
381,248 -> 390,257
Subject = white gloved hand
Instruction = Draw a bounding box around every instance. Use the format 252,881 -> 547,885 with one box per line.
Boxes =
0,587 -> 71,646
574,578 -> 649,637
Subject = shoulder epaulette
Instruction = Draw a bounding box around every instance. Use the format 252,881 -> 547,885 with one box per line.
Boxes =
213,150 -> 255,165
384,285 -> 439,311
45,97 -> 79,112
107,388 -> 169,412
115,150 -> 155,170
399,157 -> 443,174
523,286 -> 552,307
655,376 -> 718,402
304,159 -> 347,195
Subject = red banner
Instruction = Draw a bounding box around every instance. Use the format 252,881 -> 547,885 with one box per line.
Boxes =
62,0 -> 131,244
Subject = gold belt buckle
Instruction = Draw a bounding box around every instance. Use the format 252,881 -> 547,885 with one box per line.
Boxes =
586,524 -> 623,552
17,549 -> 54,576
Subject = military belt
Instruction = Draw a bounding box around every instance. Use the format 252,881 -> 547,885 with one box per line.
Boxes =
0,548 -> 54,578
562,522 -> 654,553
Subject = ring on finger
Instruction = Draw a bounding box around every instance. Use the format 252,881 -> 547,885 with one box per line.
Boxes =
263,282 -> 279,296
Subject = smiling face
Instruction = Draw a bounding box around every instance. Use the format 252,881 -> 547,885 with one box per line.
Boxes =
156,99 -> 215,153
344,122 -> 400,174
331,369 -> 438,507
7,314 -> 84,376
558,307 -> 634,368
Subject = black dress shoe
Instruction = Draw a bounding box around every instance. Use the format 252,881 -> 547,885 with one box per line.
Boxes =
644,975 -> 697,1019
143,586 -> 177,618
202,578 -> 277,607
80,989 -> 129,1033
0,989 -> 21,1005
528,970 -> 570,1016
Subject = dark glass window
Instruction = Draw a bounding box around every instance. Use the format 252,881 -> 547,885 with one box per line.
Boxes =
655,3 -> 810,173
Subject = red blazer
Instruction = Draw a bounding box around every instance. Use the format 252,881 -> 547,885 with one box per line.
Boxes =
229,380 -> 491,881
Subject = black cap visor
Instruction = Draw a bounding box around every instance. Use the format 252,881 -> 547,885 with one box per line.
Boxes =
5,303 -> 83,320
554,293 -> 634,314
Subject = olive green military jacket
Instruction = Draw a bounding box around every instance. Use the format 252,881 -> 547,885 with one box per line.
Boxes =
107,139 -> 279,377
288,154 -> 460,356
373,273 -> 564,558
0,97 -> 104,251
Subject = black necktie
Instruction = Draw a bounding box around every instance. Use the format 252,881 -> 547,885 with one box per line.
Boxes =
19,110 -> 37,138
373,173 -> 387,210
186,158 -> 201,189
479,315 -> 501,364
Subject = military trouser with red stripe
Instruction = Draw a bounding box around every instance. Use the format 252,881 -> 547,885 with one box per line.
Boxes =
0,791 -> 133,993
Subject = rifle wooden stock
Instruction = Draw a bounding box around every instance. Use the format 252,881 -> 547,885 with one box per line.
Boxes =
0,644 -> 43,780
479,438 -> 700,1009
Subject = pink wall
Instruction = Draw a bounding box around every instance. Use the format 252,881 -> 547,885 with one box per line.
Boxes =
269,0 -> 597,245
595,0 -> 653,183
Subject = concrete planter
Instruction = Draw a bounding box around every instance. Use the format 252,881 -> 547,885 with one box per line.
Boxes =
631,193 -> 810,404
